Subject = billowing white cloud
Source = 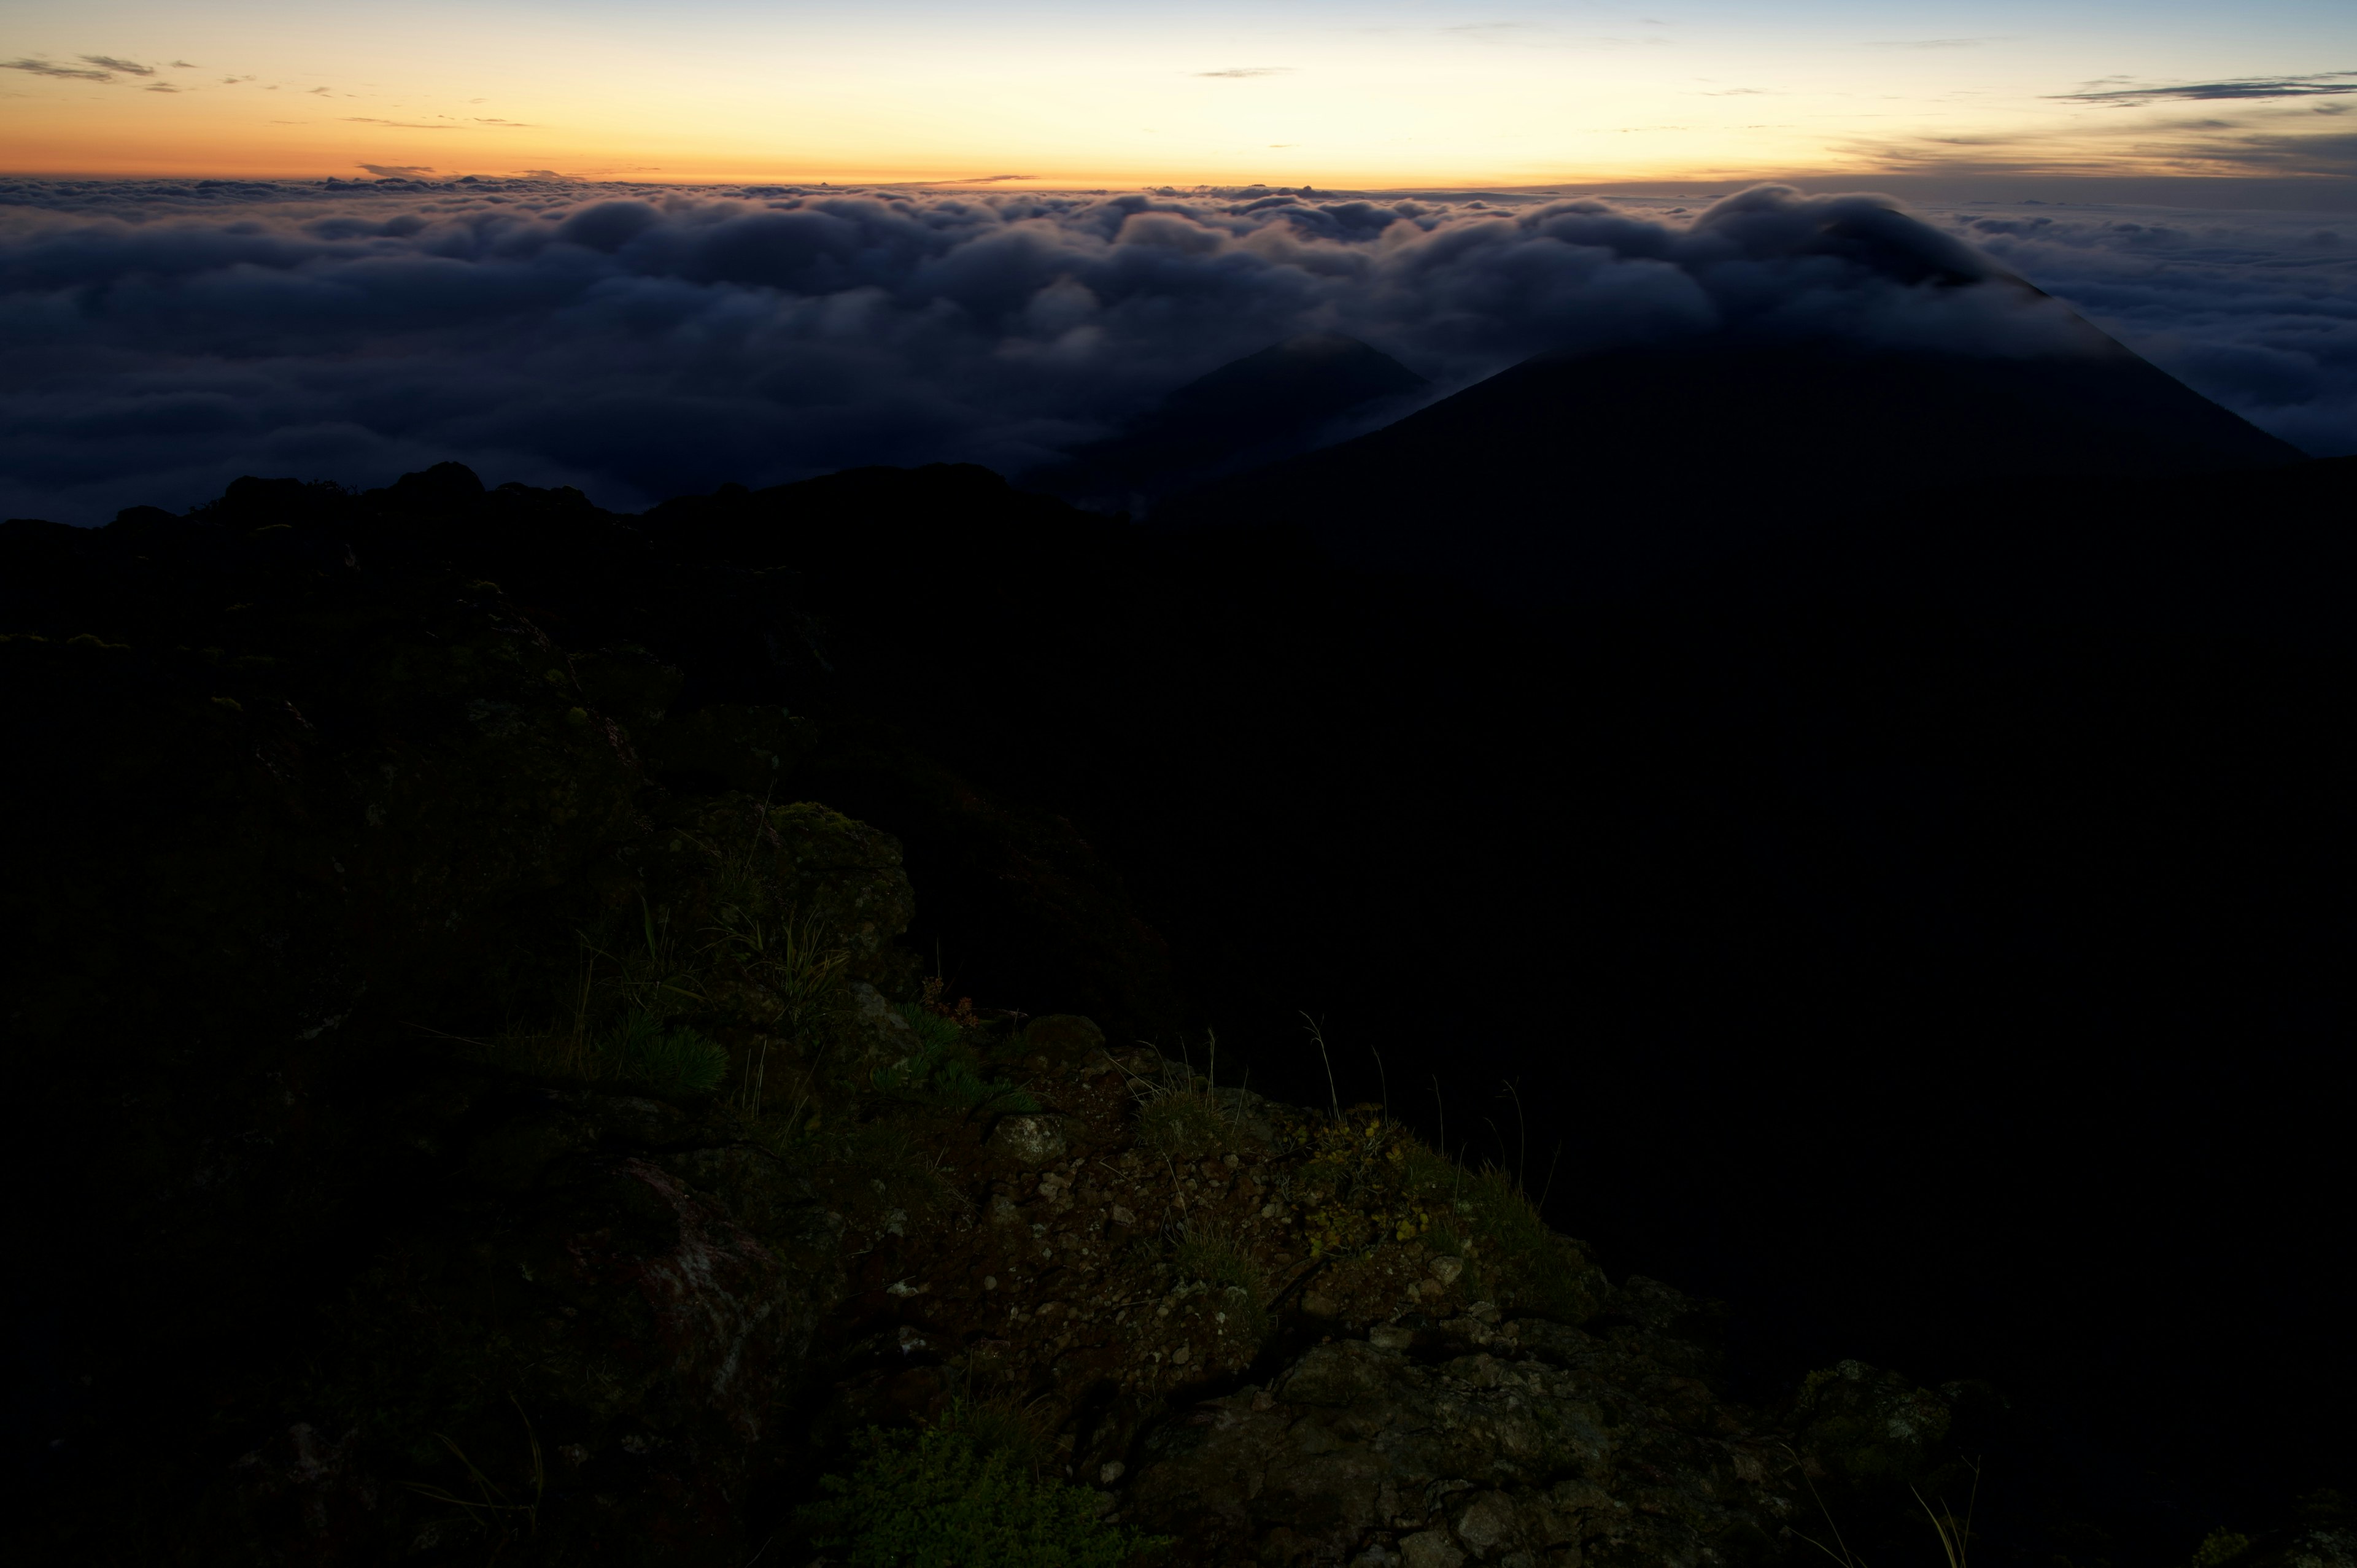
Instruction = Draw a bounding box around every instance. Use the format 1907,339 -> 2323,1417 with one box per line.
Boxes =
1943,203 -> 2356,457
0,176 -> 2340,523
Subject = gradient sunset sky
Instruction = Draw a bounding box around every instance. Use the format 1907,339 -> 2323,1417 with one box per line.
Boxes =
4,1 -> 2353,187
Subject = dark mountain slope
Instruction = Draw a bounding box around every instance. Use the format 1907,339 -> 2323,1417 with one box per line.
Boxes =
1156,333 -> 2306,598
7,447 -> 2356,1562
1025,332 -> 1431,509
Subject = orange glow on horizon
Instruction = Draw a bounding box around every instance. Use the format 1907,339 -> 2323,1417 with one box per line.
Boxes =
4,2 -> 2353,191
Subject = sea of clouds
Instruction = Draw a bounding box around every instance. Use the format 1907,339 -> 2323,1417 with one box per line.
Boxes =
1,176 -> 2349,522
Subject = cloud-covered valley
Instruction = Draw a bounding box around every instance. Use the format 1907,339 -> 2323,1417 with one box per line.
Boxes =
1,176 -> 2348,522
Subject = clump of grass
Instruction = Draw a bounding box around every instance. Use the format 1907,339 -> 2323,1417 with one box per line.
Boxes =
1795,1455 -> 1982,1568
474,999 -> 728,1099
798,1402 -> 1167,1568
497,903 -> 727,1095
705,903 -> 847,1114
401,1397 -> 544,1550
1172,1218 -> 1269,1346
480,876 -> 857,1108
1137,1091 -> 1233,1156
601,1009 -> 729,1095
1413,1159 -> 1597,1319
1124,1033 -> 1250,1156
2192,1531 -> 2251,1568
872,1003 -> 1039,1116
597,898 -> 711,1022
943,1389 -> 1054,1480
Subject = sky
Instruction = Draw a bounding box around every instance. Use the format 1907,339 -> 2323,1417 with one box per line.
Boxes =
2,4 -> 2351,523
3,1 -> 2355,190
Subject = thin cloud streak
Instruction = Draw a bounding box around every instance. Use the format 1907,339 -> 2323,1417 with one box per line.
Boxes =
2,58 -> 116,82
2057,72 -> 2357,105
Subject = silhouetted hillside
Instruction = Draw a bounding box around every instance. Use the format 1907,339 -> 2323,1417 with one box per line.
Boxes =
1026,333 -> 1431,509
1156,333 -> 2306,598
7,444 -> 2355,1564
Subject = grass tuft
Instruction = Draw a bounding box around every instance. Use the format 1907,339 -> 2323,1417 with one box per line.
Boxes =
1423,1161 -> 1595,1319
2192,1530 -> 2251,1568
602,1009 -> 729,1096
1171,1218 -> 1270,1346
797,1402 -> 1167,1568
1124,1033 -> 1250,1156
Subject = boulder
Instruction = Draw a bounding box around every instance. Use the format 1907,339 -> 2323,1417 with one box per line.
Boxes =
1120,1280 -> 1797,1566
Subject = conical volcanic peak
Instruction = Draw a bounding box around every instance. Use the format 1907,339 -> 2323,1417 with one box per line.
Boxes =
1155,327 -> 2305,603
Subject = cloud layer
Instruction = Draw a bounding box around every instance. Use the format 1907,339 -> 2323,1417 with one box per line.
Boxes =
1942,203 -> 2357,457
0,176 -> 2345,522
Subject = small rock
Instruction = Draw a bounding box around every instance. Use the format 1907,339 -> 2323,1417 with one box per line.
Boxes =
1100,1460 -> 1126,1485
1399,1529 -> 1466,1568
1112,1204 -> 1137,1226
1547,1477 -> 1617,1513
988,1115 -> 1067,1163
1455,1491 -> 1519,1554
1022,1014 -> 1105,1062
1369,1322 -> 1415,1351
1171,1344 -> 1190,1365
1429,1255 -> 1464,1286
1302,1292 -> 1339,1318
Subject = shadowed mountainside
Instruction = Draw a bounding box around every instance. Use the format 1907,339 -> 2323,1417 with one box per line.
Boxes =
6,420 -> 2355,1562
1024,332 -> 1432,511
1155,332 -> 2307,599
0,463 -> 1988,1568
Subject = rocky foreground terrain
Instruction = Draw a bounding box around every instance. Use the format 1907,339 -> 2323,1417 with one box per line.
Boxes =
7,466 -> 2350,1567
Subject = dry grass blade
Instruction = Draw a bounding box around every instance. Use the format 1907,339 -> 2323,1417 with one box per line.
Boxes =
1913,1458 -> 1980,1568
402,1399 -> 544,1538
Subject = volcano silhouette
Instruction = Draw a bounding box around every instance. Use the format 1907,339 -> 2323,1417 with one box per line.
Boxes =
1153,325 -> 2304,600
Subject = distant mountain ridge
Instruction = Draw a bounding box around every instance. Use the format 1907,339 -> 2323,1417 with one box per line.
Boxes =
1151,326 -> 2305,600
1025,331 -> 1431,511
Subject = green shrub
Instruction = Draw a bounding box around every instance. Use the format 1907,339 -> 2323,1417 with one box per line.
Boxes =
799,1413 -> 1164,1568
871,1004 -> 1039,1114
2193,1531 -> 2251,1568
602,1009 -> 729,1095
900,1003 -> 966,1058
